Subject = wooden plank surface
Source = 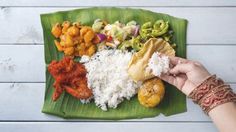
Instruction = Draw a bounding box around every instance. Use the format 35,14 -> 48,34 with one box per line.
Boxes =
0,0 -> 236,7
0,83 -> 234,122
0,7 -> 236,44
0,122 -> 217,132
0,45 -> 235,83
0,3 -> 235,132
0,83 -> 204,121
0,45 -> 44,82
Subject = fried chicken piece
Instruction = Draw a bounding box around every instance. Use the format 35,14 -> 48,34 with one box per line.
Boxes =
48,57 -> 92,101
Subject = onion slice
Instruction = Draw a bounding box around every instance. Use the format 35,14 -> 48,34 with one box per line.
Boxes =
97,33 -> 107,42
134,25 -> 140,37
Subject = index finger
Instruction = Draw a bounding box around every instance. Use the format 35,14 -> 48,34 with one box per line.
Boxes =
169,56 -> 188,65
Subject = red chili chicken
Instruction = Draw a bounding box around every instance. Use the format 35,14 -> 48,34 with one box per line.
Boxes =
48,57 -> 92,101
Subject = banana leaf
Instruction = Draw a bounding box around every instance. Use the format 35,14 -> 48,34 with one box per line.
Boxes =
41,7 -> 188,120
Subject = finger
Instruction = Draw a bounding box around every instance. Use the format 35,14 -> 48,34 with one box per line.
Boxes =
159,74 -> 175,86
169,63 -> 192,75
160,74 -> 183,90
169,56 -> 188,65
174,74 -> 188,91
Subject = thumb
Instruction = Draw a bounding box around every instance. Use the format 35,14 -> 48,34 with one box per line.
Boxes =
169,63 -> 191,75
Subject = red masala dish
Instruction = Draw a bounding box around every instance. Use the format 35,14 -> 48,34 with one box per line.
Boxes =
48,57 -> 92,101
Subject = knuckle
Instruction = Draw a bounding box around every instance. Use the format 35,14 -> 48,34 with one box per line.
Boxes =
193,61 -> 202,66
189,62 -> 197,69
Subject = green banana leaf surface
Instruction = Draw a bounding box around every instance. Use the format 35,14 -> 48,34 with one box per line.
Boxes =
41,7 -> 188,120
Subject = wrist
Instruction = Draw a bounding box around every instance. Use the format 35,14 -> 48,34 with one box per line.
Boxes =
188,75 -> 221,103
184,74 -> 212,96
199,84 -> 236,114
188,75 -> 236,114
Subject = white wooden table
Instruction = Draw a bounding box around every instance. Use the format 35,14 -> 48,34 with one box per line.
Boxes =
0,1 -> 236,132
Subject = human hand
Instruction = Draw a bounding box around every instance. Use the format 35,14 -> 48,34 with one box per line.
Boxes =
159,57 -> 236,132
160,56 -> 211,96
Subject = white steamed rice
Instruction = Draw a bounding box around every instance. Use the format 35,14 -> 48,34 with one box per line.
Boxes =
80,49 -> 141,111
146,52 -> 170,77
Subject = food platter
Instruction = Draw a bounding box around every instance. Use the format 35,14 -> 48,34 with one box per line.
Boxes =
41,7 -> 187,119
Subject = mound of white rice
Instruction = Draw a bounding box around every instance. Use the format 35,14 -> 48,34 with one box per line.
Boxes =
146,52 -> 170,77
80,50 -> 141,111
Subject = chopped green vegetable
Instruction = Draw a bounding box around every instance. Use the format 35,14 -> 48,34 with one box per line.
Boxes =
93,19 -> 173,52
92,19 -> 105,33
118,41 -> 132,50
140,20 -> 169,38
152,20 -> 169,37
131,20 -> 173,52
126,21 -> 137,26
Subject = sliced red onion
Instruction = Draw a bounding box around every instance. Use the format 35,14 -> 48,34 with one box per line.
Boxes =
134,25 -> 140,37
97,33 -> 107,42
